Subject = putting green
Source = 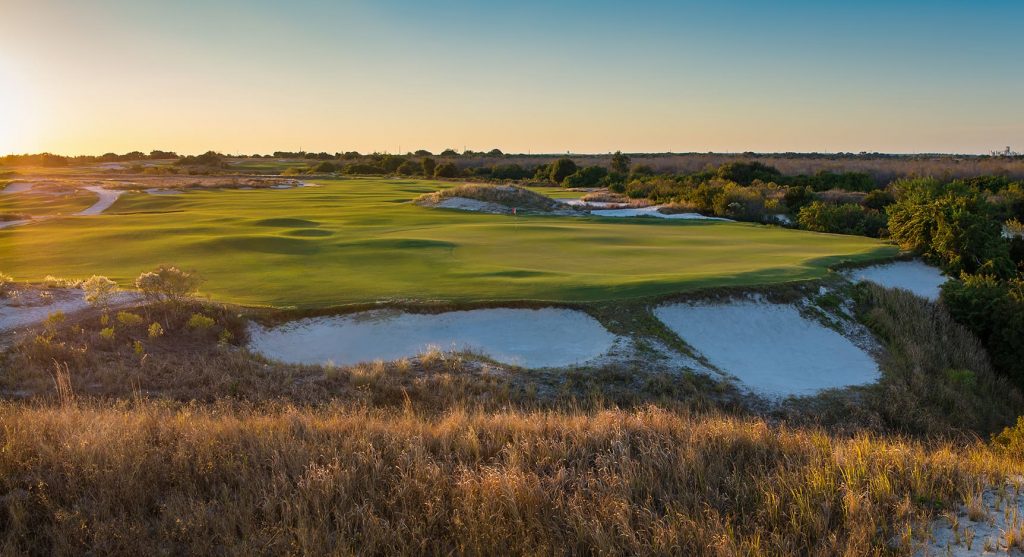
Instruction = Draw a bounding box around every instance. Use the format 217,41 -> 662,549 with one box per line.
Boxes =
0,178 -> 896,308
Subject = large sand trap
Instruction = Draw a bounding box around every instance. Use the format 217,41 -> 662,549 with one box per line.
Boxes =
250,308 -> 618,368
590,206 -> 732,220
75,187 -> 123,216
0,182 -> 35,194
847,260 -> 946,301
654,300 -> 880,397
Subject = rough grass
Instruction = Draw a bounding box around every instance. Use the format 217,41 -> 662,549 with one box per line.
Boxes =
783,284 -> 1024,436
0,178 -> 895,308
0,402 -> 1019,556
416,183 -> 565,211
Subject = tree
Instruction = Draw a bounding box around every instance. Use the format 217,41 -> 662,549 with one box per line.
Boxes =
610,151 -> 631,174
440,149 -> 459,157
487,148 -> 504,156
421,157 -> 436,177
888,191 -> 1013,276
562,166 -> 608,188
414,149 -> 433,156
783,186 -> 814,212
83,275 -> 118,307
548,158 -> 578,184
434,162 -> 460,178
397,160 -> 421,176
135,265 -> 202,304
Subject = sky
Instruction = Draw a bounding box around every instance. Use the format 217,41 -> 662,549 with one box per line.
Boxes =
1,0 -> 1022,156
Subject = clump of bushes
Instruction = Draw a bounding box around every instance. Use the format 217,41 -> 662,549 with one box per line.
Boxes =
797,202 -> 886,237
82,275 -> 118,307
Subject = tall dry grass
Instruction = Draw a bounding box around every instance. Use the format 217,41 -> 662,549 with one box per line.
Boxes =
0,402 -> 1019,556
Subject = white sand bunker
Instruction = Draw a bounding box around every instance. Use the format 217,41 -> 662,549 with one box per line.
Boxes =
590,206 -> 732,220
654,300 -> 880,397
250,307 -> 618,369
847,260 -> 946,301
435,197 -> 510,214
920,479 -> 1024,556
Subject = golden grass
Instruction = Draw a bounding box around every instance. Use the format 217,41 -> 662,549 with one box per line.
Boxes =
0,402 -> 1019,556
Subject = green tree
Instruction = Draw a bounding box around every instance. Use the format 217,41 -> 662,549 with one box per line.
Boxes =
549,158 -> 578,184
421,157 -> 437,177
610,151 -> 631,174
434,162 -> 460,178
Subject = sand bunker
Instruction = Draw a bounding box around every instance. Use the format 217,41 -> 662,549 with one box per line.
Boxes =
0,182 -> 35,194
590,206 -> 732,220
75,187 -> 123,216
654,300 -> 880,397
846,260 -> 946,301
249,307 -> 618,368
435,197 -> 511,213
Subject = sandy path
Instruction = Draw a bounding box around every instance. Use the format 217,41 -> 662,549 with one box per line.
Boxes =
75,187 -> 124,216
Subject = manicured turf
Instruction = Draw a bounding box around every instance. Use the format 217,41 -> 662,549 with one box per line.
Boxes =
0,178 -> 896,308
0,187 -> 97,217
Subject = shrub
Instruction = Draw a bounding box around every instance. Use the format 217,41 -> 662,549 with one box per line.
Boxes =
187,313 -> 216,330
433,162 -> 460,178
135,266 -> 201,304
942,275 -> 1024,387
0,272 -> 11,295
798,202 -> 886,237
343,163 -> 385,175
715,161 -> 781,186
783,186 -> 814,212
116,311 -> 145,327
421,157 -> 436,177
41,275 -> 81,289
562,166 -> 608,188
99,326 -> 115,341
396,160 -> 421,176
310,161 -> 338,173
548,158 -> 578,184
148,322 -> 164,338
888,191 -> 1013,276
82,276 -> 118,307
489,163 -> 531,180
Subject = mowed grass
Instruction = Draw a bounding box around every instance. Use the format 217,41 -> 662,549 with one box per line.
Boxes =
0,178 -> 895,307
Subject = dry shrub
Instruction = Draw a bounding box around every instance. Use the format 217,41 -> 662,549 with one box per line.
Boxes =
0,402 -> 1019,555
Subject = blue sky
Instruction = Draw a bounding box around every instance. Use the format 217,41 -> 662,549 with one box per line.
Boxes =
2,0 -> 1021,154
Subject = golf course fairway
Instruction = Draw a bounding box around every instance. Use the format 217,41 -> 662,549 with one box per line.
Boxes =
0,178 -> 897,307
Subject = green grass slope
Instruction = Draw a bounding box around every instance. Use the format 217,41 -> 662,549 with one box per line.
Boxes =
0,178 -> 895,307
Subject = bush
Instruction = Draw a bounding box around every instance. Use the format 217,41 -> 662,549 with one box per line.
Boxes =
548,158 -> 578,184
715,161 -> 781,186
433,162 -> 460,178
421,157 -> 436,177
186,313 -> 216,330
562,166 -> 608,188
941,275 -> 1024,387
310,161 -> 338,173
888,191 -> 1013,276
148,322 -> 164,338
343,163 -> 385,175
116,311 -> 145,327
135,266 -> 201,304
82,276 -> 118,307
0,272 -> 11,295
489,164 -> 531,180
783,186 -> 814,212
797,202 -> 886,237
397,160 -> 421,176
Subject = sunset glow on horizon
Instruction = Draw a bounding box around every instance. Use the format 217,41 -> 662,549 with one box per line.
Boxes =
3,0 -> 1023,156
